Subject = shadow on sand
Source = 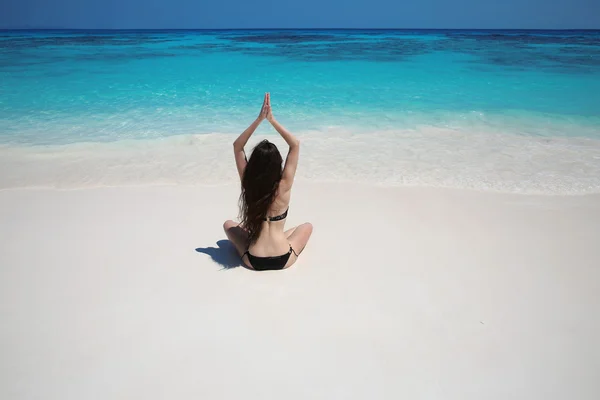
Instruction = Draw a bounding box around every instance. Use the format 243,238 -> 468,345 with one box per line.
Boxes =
195,240 -> 243,270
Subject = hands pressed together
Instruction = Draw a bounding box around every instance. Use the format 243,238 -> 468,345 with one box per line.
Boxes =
258,92 -> 275,123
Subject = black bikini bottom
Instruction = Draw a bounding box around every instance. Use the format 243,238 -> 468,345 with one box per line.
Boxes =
243,245 -> 298,271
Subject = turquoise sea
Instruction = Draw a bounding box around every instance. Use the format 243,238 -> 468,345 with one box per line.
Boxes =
1,30 -> 599,193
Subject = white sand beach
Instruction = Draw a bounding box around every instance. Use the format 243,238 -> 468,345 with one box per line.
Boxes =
1,182 -> 599,399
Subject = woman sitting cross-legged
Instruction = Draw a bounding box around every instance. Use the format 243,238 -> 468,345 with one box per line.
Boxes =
223,93 -> 313,271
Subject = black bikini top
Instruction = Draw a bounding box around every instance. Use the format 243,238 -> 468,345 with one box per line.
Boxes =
264,208 -> 288,222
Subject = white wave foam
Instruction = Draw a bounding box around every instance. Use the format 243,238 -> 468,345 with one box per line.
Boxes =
1,126 -> 600,194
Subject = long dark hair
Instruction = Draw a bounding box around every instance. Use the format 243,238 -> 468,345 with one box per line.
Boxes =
239,140 -> 283,244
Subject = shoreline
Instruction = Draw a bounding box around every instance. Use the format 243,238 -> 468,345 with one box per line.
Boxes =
2,180 -> 600,197
2,128 -> 600,194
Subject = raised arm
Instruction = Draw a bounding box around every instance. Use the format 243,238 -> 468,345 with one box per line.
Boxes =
265,93 -> 299,190
233,94 -> 269,179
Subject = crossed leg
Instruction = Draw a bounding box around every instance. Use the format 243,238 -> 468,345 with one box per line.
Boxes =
223,220 -> 251,268
285,222 -> 313,257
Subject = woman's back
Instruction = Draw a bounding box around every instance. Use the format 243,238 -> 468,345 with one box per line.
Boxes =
249,189 -> 291,257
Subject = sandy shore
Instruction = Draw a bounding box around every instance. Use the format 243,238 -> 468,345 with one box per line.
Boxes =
1,182 -> 599,399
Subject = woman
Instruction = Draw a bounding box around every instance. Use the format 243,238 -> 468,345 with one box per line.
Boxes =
223,93 -> 313,271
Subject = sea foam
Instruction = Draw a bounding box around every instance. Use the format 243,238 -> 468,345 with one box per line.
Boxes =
2,126 -> 599,195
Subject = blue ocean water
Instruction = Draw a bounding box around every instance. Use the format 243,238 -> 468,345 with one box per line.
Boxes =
1,30 -> 600,193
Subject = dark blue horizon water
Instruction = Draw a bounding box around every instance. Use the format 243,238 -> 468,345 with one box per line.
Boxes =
2,28 -> 599,31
